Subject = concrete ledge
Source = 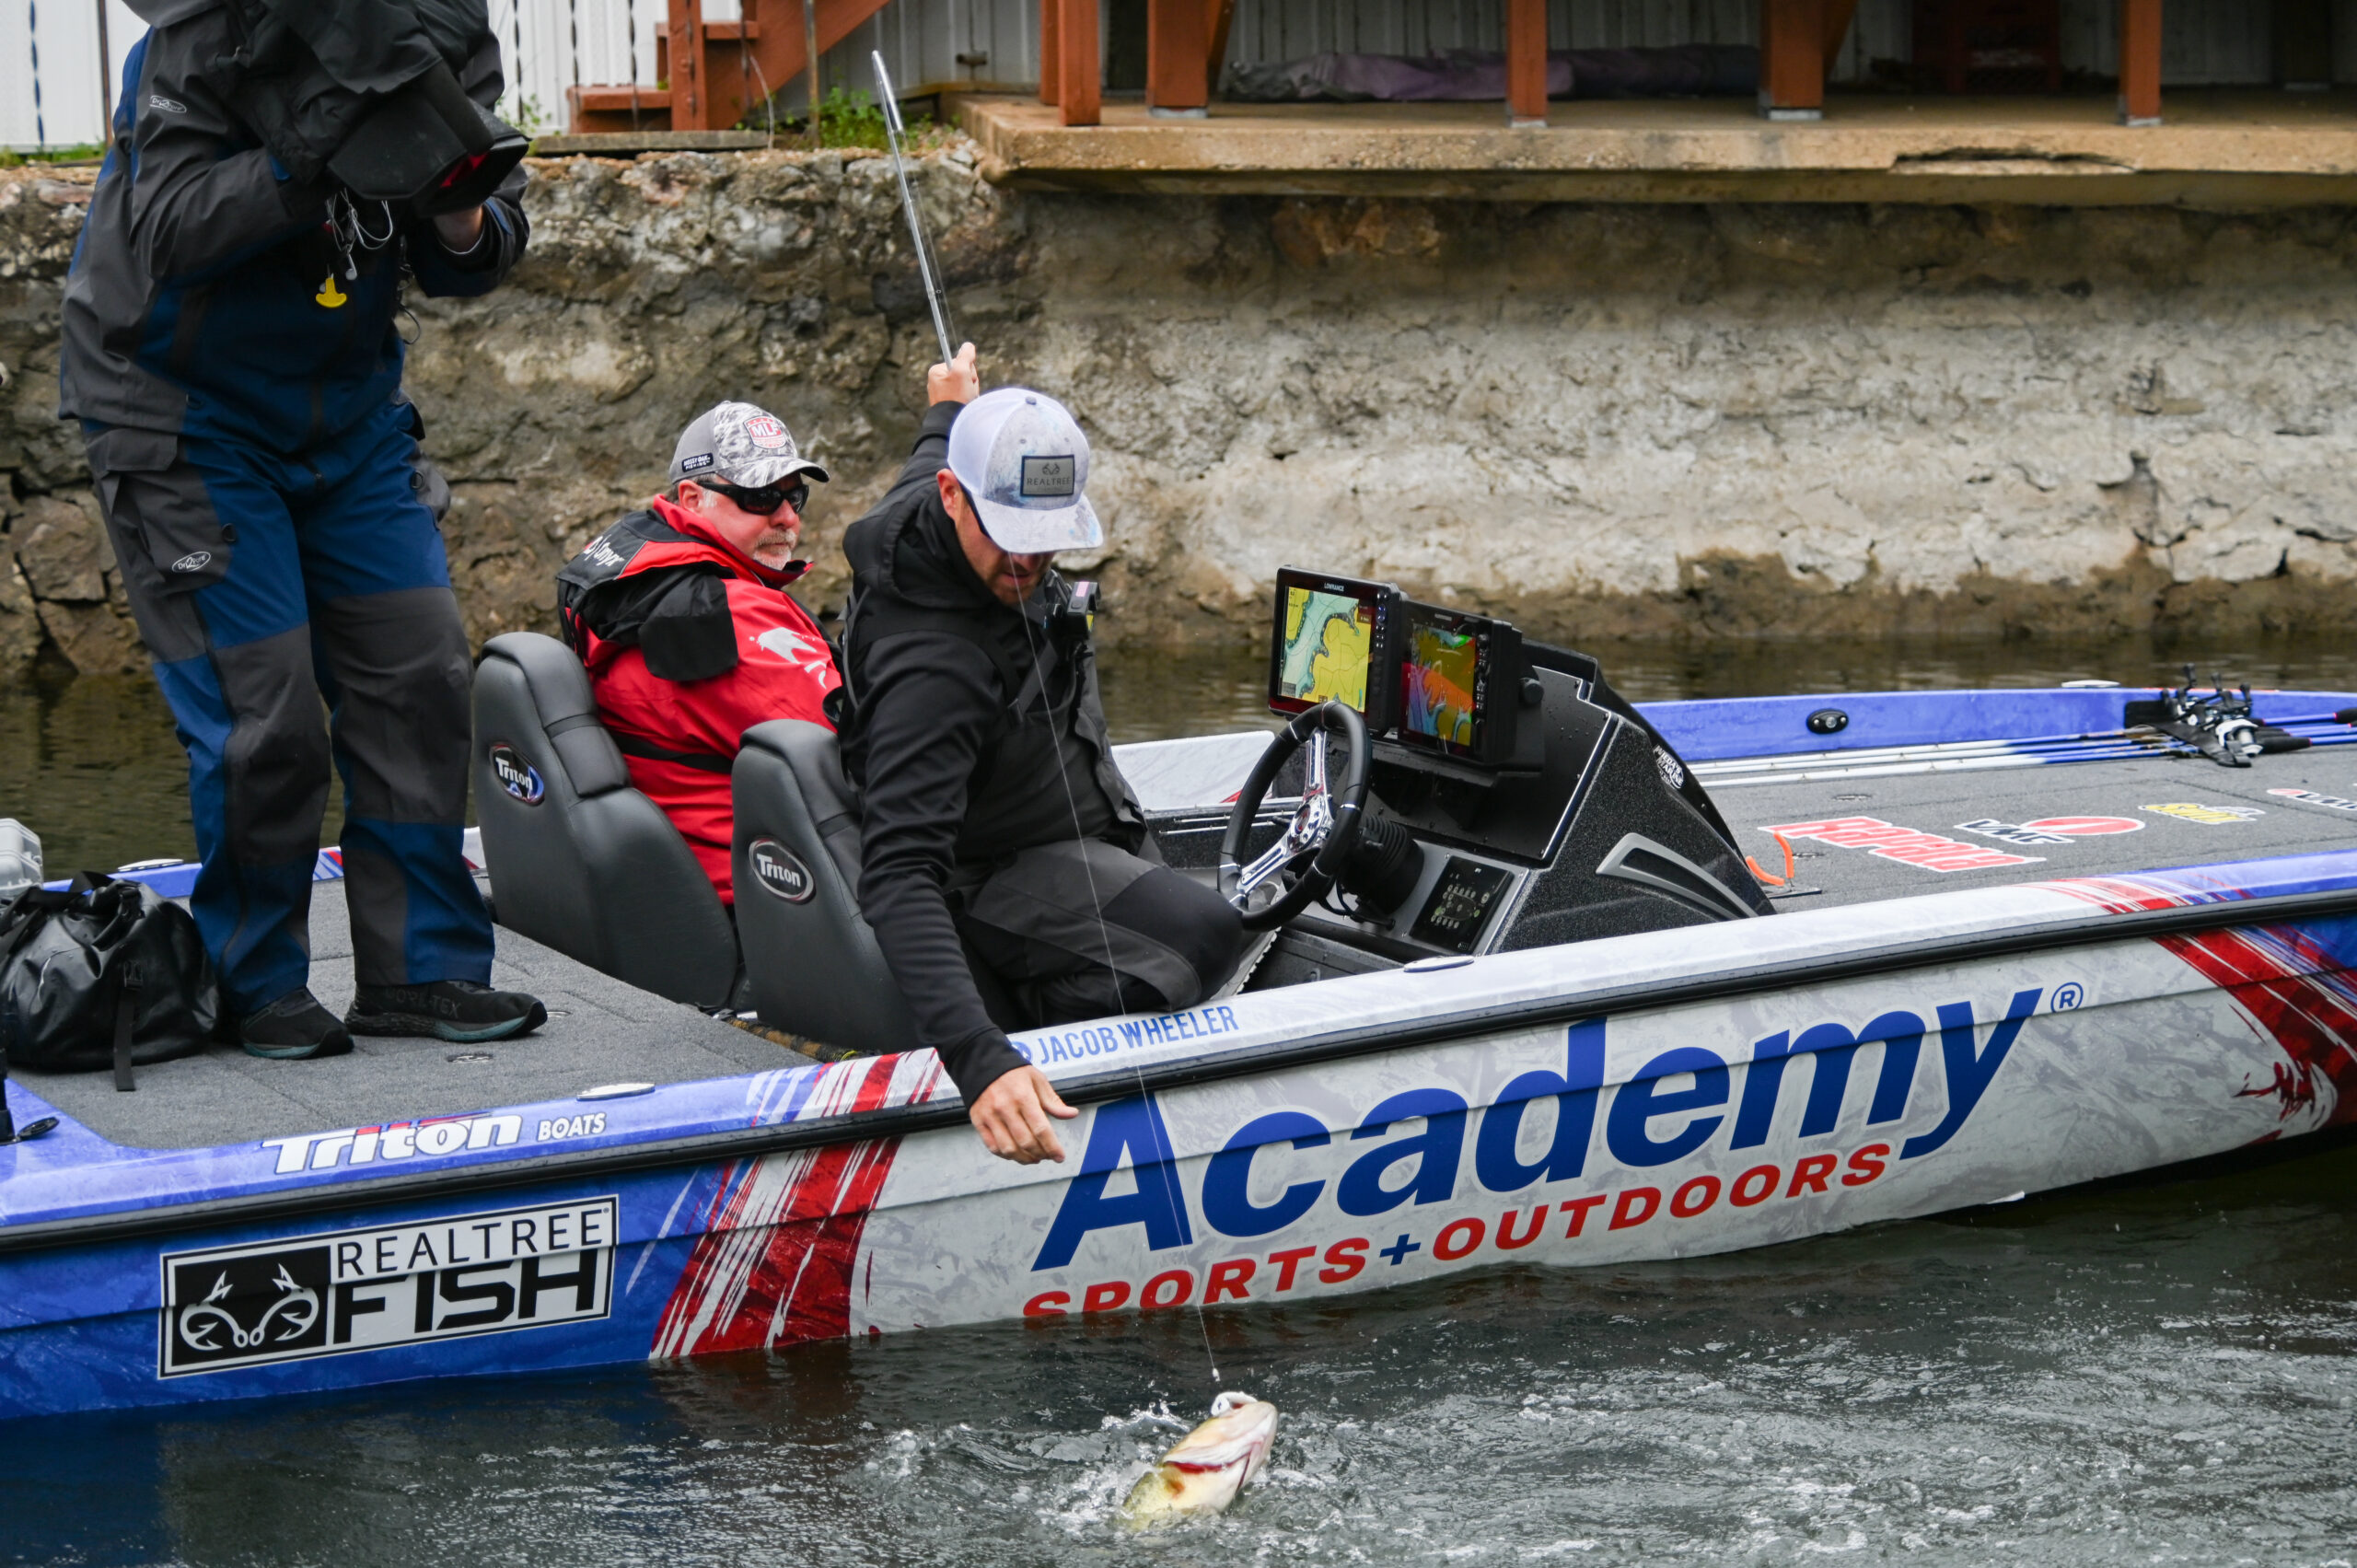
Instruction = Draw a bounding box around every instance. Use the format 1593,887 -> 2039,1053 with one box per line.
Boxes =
529,131 -> 775,156
951,89 -> 2357,206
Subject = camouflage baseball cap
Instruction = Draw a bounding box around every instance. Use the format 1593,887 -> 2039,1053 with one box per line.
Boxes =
668,401 -> 830,490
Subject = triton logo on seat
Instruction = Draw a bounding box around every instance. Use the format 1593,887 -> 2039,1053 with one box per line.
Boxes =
488,742 -> 545,806
749,839 -> 815,902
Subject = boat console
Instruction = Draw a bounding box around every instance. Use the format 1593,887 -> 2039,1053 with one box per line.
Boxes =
1154,568 -> 1772,989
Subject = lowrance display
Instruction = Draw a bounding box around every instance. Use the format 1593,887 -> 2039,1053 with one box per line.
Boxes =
1268,568 -> 1399,730
1397,602 -> 1524,766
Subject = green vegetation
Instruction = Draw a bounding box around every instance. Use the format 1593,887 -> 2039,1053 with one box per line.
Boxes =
0,144 -> 107,168
739,87 -> 946,150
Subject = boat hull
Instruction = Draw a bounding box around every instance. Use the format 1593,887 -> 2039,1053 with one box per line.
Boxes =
4,873 -> 2350,1420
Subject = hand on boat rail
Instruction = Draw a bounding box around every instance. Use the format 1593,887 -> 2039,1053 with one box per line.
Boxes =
970,1065 -> 1078,1164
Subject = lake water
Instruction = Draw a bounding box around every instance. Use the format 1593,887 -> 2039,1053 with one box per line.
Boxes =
4,633 -> 2355,1564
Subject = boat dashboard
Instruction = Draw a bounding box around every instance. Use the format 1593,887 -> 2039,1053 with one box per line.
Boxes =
1144,568 -> 1773,992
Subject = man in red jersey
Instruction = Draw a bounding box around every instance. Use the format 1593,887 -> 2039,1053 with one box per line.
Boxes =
556,402 -> 841,902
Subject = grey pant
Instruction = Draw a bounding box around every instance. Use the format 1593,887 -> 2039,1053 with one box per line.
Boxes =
955,840 -> 1248,1028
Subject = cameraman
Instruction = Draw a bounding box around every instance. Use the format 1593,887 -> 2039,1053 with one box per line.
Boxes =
56,5 -> 541,1059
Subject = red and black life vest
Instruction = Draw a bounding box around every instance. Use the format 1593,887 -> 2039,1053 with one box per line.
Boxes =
556,499 -> 811,681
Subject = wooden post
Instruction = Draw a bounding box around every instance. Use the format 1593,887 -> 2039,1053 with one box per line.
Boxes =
1041,0 -> 1063,104
2273,0 -> 2332,90
1759,0 -> 1825,120
1206,0 -> 1237,99
1059,0 -> 1100,125
1505,0 -> 1546,126
1147,0 -> 1209,113
804,0 -> 823,143
2119,0 -> 2162,124
668,0 -> 709,131
1821,0 -> 1859,75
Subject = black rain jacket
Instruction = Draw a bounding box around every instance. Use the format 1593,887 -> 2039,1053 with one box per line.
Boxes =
839,401 -> 1146,1102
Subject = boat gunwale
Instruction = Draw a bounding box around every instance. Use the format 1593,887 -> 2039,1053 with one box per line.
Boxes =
6,874 -> 2354,1258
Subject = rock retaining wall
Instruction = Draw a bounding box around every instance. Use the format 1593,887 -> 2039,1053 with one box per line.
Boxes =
5,150 -> 2355,676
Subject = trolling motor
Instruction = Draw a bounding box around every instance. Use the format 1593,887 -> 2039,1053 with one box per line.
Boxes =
2127,666 -> 2312,768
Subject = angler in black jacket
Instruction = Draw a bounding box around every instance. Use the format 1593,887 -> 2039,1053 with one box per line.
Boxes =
840,349 -> 1246,1164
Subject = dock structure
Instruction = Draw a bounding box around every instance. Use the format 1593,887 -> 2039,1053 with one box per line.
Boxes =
556,1 -> 2357,208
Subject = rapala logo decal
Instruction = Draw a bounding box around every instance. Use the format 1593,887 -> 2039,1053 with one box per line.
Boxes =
2268,788 -> 2357,815
2142,802 -> 2264,825
158,1198 -> 615,1376
1031,990 -> 2043,1277
1764,817 -> 2040,873
263,1112 -> 523,1174
1956,815 -> 2144,847
488,743 -> 545,806
168,550 -> 213,574
749,838 -> 814,902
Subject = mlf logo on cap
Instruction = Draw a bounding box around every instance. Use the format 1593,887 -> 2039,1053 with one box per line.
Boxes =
946,388 -> 1105,556
668,401 -> 832,491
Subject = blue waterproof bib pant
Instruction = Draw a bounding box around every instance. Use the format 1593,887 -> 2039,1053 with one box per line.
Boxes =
59,16 -> 528,1018
92,403 -> 492,1015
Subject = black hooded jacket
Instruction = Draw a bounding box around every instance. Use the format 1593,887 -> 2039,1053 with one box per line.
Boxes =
840,401 -> 1146,1101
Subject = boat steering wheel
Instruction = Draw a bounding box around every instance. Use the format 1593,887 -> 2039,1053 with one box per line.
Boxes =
1219,701 -> 1372,932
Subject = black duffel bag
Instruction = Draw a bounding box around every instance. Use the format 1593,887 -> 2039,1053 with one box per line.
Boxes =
0,874 -> 216,1091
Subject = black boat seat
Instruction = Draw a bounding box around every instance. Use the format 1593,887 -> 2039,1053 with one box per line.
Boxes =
471,633 -> 739,1009
731,720 -> 921,1054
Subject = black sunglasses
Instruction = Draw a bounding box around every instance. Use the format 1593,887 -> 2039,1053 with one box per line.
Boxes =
706,478 -> 808,516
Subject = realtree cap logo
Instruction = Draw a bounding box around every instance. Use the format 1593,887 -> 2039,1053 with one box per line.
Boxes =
748,838 -> 814,902
488,742 -> 545,806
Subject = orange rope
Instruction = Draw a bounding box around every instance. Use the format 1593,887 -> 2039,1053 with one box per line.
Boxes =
1746,831 -> 1795,889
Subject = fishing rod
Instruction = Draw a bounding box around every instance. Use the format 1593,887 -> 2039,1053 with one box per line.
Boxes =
872,52 -> 959,367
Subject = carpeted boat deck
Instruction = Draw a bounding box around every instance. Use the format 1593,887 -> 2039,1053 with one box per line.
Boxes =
20,879 -> 798,1151
1706,745 -> 2357,906
20,737 -> 2353,1153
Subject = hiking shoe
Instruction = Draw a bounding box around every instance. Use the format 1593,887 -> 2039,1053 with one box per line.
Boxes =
240,989 -> 354,1060
346,980 -> 547,1043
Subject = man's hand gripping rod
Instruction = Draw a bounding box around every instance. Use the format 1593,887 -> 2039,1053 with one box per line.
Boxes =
873,53 -> 958,366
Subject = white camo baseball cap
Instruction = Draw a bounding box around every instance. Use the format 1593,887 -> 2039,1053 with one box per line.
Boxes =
945,388 -> 1103,555
669,401 -> 830,490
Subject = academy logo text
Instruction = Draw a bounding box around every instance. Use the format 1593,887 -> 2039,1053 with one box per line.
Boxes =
1024,989 -> 2043,1316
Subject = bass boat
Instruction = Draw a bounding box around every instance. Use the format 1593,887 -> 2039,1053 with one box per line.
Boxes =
2,566 -> 2352,1419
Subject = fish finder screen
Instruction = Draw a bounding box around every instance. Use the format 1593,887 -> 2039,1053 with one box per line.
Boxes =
1269,569 -> 1398,726
1400,604 -> 1497,755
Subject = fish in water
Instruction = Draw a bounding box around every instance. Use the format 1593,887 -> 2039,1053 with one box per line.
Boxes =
1118,1391 -> 1279,1529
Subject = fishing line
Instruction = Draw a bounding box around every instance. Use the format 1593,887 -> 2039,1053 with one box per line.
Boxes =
871,63 -> 1219,1389
1010,575 -> 1223,1392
